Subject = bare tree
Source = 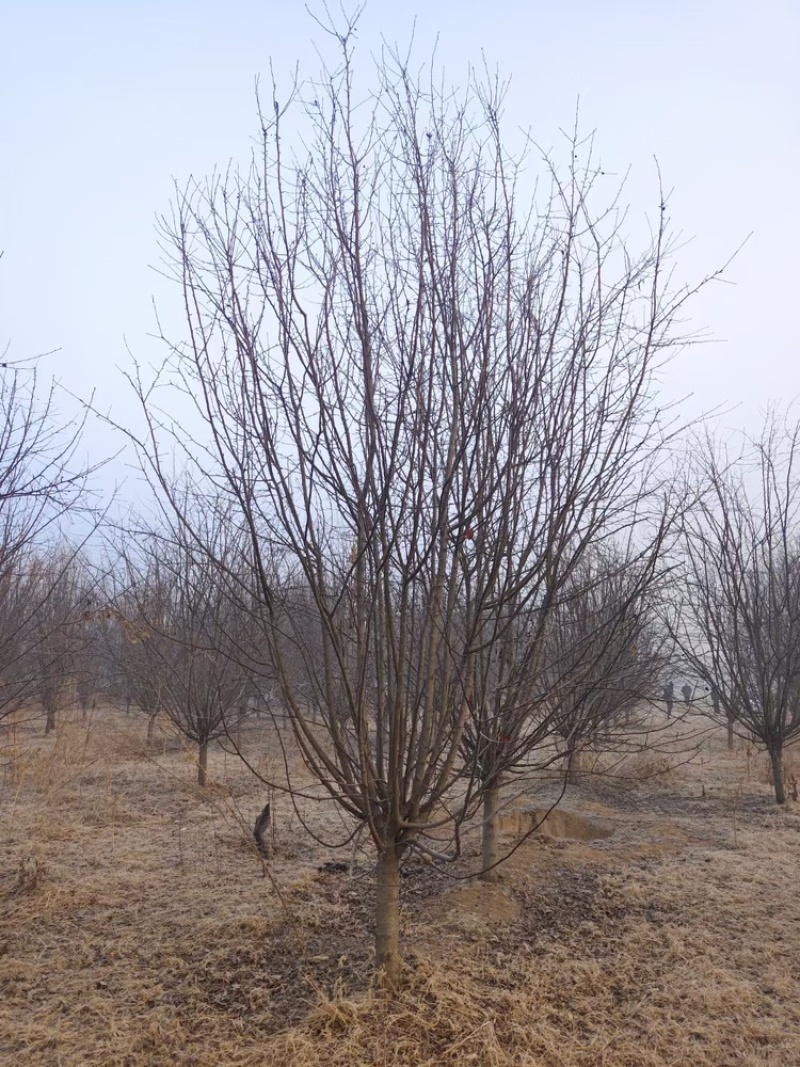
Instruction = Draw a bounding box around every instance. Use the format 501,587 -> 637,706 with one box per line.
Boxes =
115,524 -> 250,785
74,617 -> 101,718
0,266 -> 95,726
124,22 -> 719,981
28,554 -> 92,734
540,546 -> 671,785
0,363 -> 88,561
101,580 -> 168,739
674,415 -> 800,804
0,549 -> 43,719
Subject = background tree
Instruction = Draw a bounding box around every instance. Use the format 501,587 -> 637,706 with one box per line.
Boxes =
126,23 -> 719,981
674,414 -> 800,804
115,523 -> 251,785
74,612 -> 103,718
103,579 -> 169,741
461,490 -> 680,881
0,548 -> 43,720
28,553 -> 92,734
540,546 -> 671,785
1,267 -> 95,727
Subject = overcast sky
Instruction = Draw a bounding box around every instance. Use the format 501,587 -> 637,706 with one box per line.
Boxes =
1,0 -> 797,490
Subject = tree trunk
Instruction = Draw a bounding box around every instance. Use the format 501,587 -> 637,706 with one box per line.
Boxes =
375,842 -> 401,986
198,739 -> 209,786
45,707 -> 56,735
567,743 -> 583,785
769,746 -> 786,805
726,711 -> 735,752
254,802 -> 271,858
481,783 -> 501,881
146,710 -> 158,746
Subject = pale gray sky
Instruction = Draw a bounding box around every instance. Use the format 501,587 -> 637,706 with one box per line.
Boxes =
1,0 -> 797,488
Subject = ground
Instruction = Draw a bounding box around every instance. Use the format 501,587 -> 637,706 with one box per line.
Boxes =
1,707 -> 799,1066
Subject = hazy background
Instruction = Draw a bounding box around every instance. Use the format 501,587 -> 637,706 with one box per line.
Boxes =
1,0 -> 797,491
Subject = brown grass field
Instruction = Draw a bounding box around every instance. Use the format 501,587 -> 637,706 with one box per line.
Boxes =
1,705 -> 799,1066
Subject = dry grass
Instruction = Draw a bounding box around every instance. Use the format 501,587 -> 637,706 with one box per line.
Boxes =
1,706 -> 799,1065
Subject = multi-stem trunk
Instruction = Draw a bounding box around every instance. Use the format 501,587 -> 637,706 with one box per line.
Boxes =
375,841 -> 401,986
769,744 -> 786,805
480,781 -> 501,881
198,738 -> 209,786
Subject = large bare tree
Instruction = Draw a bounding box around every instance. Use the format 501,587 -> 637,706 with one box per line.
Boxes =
125,23 -> 718,981
674,415 -> 800,804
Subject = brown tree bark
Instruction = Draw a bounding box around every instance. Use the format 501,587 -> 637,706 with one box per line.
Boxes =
480,783 -> 501,881
769,746 -> 786,805
198,739 -> 208,786
375,843 -> 401,986
567,743 -> 584,785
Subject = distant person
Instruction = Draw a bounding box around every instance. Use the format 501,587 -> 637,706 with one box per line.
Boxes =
681,682 -> 693,706
664,680 -> 674,719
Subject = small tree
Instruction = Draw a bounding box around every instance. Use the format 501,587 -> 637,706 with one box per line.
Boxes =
116,526 -> 249,785
675,415 -> 800,804
0,550 -> 93,732
0,268 -> 94,725
0,550 -> 42,718
102,583 -> 167,739
541,547 -> 671,784
28,554 -> 90,734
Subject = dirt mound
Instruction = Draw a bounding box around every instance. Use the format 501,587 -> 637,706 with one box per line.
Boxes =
499,805 -> 614,842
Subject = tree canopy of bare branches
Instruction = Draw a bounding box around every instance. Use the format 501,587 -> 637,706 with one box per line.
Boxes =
540,546 -> 671,784
113,521 -> 251,784
674,414 -> 800,804
126,22 -> 718,981
1,265 -> 96,726
29,554 -> 94,734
